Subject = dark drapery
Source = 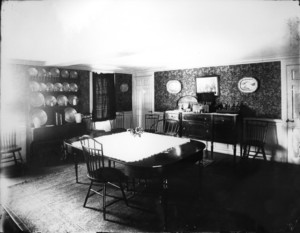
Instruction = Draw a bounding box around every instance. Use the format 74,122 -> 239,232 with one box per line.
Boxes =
92,73 -> 116,121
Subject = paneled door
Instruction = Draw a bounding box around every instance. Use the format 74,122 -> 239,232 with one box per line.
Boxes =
287,64 -> 300,164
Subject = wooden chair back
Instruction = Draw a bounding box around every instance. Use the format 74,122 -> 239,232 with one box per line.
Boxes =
151,119 -> 180,137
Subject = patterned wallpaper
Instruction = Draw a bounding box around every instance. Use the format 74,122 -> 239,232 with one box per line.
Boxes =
154,61 -> 281,119
115,73 -> 132,112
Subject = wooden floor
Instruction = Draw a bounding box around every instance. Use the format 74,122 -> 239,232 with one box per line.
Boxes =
2,153 -> 300,232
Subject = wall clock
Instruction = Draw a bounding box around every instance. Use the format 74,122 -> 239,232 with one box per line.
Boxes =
120,83 -> 129,92
166,80 -> 181,94
238,77 -> 258,93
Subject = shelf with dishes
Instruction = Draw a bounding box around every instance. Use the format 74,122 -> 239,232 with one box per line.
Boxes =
30,92 -> 80,108
30,106 -> 81,128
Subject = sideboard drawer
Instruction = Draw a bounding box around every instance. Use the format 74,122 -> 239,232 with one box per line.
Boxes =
182,113 -> 211,122
213,115 -> 234,125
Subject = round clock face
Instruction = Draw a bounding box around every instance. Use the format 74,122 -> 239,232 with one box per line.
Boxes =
120,83 -> 129,92
238,77 -> 258,93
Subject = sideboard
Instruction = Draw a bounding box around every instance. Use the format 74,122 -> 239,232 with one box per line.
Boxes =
165,111 -> 240,162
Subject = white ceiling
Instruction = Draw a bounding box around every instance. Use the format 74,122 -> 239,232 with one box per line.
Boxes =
1,0 -> 300,73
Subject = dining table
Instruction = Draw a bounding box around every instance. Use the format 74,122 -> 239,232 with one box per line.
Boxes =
65,130 -> 206,230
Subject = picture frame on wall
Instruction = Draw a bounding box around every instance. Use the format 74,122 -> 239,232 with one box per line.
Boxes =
196,76 -> 219,96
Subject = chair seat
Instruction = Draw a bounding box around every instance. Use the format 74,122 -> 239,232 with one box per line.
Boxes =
88,167 -> 126,182
0,146 -> 22,154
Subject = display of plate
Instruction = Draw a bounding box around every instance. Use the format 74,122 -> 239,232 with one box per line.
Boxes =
57,95 -> 68,106
46,71 -> 52,79
61,70 -> 69,78
64,107 -> 77,123
28,67 -> 38,77
30,92 -> 45,107
68,95 -> 79,106
120,83 -> 129,92
29,81 -> 40,92
54,83 -> 63,92
166,80 -> 181,94
31,109 -> 47,127
39,83 -> 47,92
46,83 -> 54,92
238,77 -> 258,93
70,71 -> 78,79
63,82 -> 70,91
45,95 -> 57,106
69,83 -> 78,92
50,68 -> 60,78
38,68 -> 47,80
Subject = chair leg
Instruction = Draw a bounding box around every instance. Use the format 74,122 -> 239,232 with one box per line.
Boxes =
103,183 -> 106,220
12,152 -> 18,165
261,147 -> 267,161
84,181 -> 93,207
119,182 -> 128,206
17,151 -> 23,163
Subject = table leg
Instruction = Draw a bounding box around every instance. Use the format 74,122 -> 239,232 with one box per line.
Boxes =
73,151 -> 79,183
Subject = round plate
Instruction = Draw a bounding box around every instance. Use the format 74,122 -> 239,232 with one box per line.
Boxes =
50,68 -> 60,78
63,82 -> 70,91
238,77 -> 258,93
45,95 -> 57,106
69,83 -> 78,92
166,80 -> 181,94
61,70 -> 69,78
64,107 -> 77,123
31,109 -> 48,127
120,83 -> 129,92
68,95 -> 79,106
46,83 -> 54,92
29,81 -> 40,92
30,92 -> 45,107
57,95 -> 68,106
28,67 -> 38,77
38,68 -> 47,80
70,71 -> 78,79
54,83 -> 63,92
39,83 -> 47,91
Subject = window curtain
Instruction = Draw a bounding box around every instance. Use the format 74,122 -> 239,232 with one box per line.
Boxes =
92,73 -> 116,121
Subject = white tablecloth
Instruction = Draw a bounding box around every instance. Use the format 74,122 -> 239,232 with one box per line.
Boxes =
72,132 -> 190,162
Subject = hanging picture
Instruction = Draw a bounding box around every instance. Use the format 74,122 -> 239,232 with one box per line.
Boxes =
196,76 -> 219,96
